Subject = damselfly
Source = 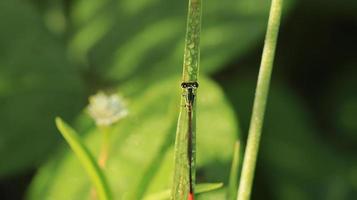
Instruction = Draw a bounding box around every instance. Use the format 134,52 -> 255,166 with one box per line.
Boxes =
181,81 -> 199,200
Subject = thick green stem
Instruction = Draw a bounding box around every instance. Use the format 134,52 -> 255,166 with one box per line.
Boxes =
237,0 -> 283,200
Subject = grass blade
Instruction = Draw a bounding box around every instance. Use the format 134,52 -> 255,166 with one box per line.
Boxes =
227,141 -> 241,200
237,0 -> 284,200
55,117 -> 112,200
171,0 -> 202,199
195,183 -> 224,193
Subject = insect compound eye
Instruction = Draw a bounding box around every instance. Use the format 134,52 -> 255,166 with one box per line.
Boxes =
181,82 -> 199,89
181,82 -> 188,88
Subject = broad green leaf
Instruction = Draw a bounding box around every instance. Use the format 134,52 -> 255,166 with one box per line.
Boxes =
0,0 -> 84,177
28,76 -> 238,200
55,118 -> 111,200
67,0 -> 295,81
143,182 -> 223,200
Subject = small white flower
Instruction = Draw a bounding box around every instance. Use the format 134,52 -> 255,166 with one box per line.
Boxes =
87,92 -> 128,126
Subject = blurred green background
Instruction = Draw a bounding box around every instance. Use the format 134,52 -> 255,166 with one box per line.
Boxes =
1,0 -> 357,199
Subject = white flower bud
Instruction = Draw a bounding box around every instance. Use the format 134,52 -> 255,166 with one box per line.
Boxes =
87,92 -> 128,126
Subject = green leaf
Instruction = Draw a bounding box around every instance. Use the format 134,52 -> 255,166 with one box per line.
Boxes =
55,118 -> 112,200
143,182 -> 223,200
0,0 -> 84,177
171,0 -> 202,198
28,76 -> 238,200
195,183 -> 224,194
67,0 -> 295,81
196,189 -> 227,200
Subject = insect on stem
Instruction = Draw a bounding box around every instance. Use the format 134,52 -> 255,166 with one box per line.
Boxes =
181,81 -> 199,200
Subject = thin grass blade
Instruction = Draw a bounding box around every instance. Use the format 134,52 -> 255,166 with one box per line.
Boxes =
55,117 -> 112,200
237,0 -> 284,199
171,0 -> 202,199
227,141 -> 241,200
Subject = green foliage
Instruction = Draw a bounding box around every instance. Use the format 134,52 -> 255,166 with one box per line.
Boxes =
328,67 -> 357,141
0,0 -> 84,177
55,118 -> 112,200
0,0 -> 287,177
67,0 -> 276,80
3,0 -> 356,199
27,76 -> 238,199
223,76 -> 357,199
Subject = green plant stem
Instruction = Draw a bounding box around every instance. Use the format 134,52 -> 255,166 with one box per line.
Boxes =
237,0 -> 283,200
91,126 -> 111,200
98,126 -> 110,168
